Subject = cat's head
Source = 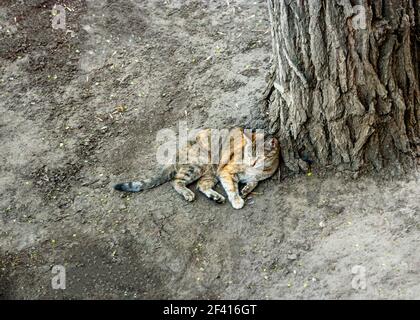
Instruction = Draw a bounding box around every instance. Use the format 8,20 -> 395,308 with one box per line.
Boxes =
244,130 -> 280,167
250,134 -> 279,170
246,131 -> 279,157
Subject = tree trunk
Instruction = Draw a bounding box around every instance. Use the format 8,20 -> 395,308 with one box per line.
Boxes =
265,0 -> 419,174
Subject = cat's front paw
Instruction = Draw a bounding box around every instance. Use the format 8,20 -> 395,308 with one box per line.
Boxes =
209,191 -> 225,203
240,182 -> 257,198
240,186 -> 250,198
182,189 -> 196,202
231,195 -> 245,209
214,194 -> 226,203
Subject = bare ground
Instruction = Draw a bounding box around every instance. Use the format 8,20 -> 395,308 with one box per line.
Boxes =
0,0 -> 419,299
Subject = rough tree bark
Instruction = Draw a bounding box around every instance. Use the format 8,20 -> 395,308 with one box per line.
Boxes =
264,0 -> 419,174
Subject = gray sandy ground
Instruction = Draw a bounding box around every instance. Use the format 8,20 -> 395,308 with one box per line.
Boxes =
0,0 -> 419,299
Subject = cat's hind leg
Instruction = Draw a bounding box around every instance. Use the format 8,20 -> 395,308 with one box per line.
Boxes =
197,175 -> 225,204
172,165 -> 202,202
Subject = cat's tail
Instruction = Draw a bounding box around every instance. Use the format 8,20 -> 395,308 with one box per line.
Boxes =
113,166 -> 175,192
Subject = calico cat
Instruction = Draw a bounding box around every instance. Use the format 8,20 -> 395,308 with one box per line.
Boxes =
113,127 -> 279,209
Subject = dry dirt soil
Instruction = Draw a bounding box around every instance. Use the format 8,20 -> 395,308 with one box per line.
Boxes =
0,0 -> 419,299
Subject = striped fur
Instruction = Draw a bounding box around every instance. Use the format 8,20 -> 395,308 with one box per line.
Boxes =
113,128 -> 280,209
113,166 -> 175,192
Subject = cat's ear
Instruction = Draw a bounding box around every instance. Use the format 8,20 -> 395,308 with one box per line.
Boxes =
242,128 -> 253,143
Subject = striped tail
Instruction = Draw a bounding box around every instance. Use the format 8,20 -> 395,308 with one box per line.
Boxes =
113,166 -> 175,192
